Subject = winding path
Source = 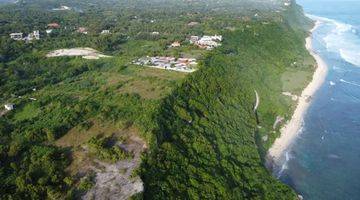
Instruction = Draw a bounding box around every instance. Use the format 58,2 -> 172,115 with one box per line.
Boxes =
254,90 -> 260,112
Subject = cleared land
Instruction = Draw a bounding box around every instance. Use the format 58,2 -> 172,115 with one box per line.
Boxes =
46,48 -> 111,59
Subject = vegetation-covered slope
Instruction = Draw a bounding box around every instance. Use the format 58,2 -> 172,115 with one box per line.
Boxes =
141,3 -> 313,199
0,0 -> 315,199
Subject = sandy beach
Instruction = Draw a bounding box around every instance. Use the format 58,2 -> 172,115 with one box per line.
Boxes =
267,20 -> 328,166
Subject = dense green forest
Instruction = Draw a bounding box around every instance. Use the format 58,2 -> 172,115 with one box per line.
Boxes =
141,3 -> 313,199
0,0 -> 314,199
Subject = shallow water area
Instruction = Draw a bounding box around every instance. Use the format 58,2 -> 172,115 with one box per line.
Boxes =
277,1 -> 360,199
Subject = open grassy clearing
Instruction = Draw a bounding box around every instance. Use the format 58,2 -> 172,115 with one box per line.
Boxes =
13,103 -> 41,121
281,68 -> 313,94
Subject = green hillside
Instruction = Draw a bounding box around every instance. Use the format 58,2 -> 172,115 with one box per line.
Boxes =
0,0 -> 315,199
141,2 -> 313,199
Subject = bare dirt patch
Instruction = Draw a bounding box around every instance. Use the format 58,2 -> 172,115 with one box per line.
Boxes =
46,48 -> 111,60
82,135 -> 147,200
55,123 -> 146,199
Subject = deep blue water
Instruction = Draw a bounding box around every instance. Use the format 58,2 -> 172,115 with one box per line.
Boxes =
278,1 -> 360,199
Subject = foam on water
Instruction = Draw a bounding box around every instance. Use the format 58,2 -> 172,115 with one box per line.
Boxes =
277,151 -> 291,178
281,1 -> 360,199
307,15 -> 360,67
275,126 -> 305,178
340,79 -> 360,87
339,49 -> 360,66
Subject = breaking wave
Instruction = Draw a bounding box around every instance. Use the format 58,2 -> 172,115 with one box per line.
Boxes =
307,14 -> 360,67
276,151 -> 291,178
340,79 -> 360,87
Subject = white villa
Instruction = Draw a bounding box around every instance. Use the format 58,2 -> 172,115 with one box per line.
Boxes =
4,104 -> 14,111
26,30 -> 40,41
189,36 -> 199,44
10,33 -> 23,40
190,35 -> 223,50
101,30 -> 110,34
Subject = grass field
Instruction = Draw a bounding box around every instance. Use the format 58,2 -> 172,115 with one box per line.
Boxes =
13,103 -> 41,122
281,68 -> 313,94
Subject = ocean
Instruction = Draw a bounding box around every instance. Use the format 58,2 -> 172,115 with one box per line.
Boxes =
277,0 -> 360,199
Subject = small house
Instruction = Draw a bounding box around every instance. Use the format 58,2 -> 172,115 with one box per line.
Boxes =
188,22 -> 199,26
47,23 -> 60,29
4,104 -> 14,111
33,30 -> 40,40
77,27 -> 88,34
189,36 -> 199,44
101,30 -> 110,34
26,30 -> 40,41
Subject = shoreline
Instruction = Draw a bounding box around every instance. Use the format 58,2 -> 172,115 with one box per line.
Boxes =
267,20 -> 328,167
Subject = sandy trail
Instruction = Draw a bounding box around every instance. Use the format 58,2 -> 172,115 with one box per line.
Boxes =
267,21 -> 328,166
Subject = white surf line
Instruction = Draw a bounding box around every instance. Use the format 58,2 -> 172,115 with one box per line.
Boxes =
267,20 -> 328,167
276,151 -> 290,178
340,79 -> 360,87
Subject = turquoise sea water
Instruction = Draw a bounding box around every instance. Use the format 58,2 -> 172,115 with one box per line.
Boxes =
278,0 -> 360,199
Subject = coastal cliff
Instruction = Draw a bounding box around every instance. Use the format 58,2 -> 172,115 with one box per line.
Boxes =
0,0 -> 324,199
141,1 -> 315,199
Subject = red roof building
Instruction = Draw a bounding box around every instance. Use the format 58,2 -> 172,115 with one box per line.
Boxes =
47,23 -> 60,29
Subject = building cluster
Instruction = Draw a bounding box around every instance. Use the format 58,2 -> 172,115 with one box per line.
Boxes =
189,35 -> 223,50
10,22 -> 111,41
10,31 -> 40,41
133,56 -> 198,73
